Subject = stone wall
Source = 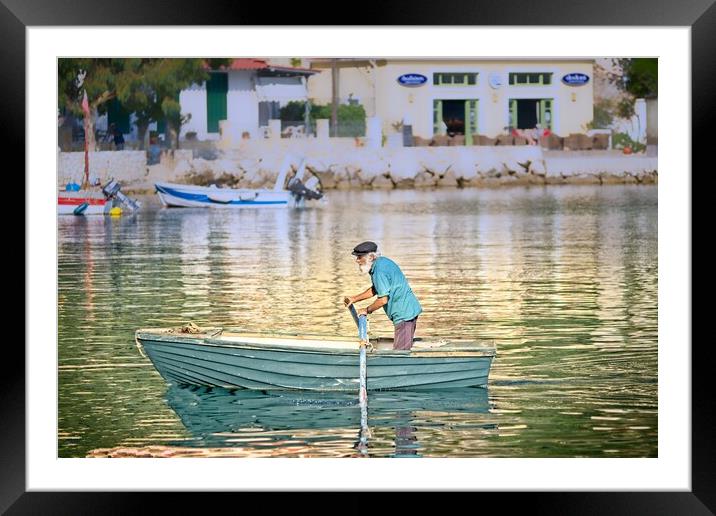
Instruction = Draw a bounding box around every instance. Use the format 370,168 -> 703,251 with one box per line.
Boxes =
57,144 -> 658,192
58,150 -> 147,187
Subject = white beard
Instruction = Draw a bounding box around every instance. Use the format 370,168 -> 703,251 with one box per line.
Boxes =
358,261 -> 373,274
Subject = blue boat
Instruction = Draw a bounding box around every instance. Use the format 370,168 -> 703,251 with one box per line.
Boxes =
135,327 -> 496,391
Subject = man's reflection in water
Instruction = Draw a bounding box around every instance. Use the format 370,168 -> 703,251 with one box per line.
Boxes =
393,411 -> 420,457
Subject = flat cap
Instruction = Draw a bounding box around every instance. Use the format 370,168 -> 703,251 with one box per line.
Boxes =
351,241 -> 378,256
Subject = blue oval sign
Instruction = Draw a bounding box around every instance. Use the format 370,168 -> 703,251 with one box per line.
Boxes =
397,74 -> 428,87
562,73 -> 590,86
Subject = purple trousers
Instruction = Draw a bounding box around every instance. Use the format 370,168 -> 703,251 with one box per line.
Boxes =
394,317 -> 418,350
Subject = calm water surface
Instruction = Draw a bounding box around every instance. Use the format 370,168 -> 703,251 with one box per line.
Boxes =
58,186 -> 657,458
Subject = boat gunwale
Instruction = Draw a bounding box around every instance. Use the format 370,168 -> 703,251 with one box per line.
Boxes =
135,329 -> 496,357
154,181 -> 282,194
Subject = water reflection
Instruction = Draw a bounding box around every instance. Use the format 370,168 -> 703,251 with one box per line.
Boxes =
164,384 -> 492,458
58,186 -> 658,458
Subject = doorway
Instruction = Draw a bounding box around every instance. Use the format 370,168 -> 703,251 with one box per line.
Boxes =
509,98 -> 553,130
433,99 -> 478,145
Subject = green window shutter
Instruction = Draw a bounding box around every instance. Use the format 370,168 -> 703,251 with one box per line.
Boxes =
107,98 -> 131,134
433,100 -> 443,135
206,72 -> 228,134
464,100 -> 478,145
540,99 -> 553,130
509,99 -> 517,129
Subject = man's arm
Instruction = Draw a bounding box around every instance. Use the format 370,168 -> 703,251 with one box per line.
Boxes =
344,286 -> 376,306
365,296 -> 388,315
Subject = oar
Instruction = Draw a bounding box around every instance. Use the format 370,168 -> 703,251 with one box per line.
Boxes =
347,303 -> 368,403
357,313 -> 368,406
349,302 -> 359,328
349,305 -> 370,454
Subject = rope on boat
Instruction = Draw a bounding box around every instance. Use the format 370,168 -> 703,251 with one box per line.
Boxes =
135,334 -> 147,359
181,322 -> 202,334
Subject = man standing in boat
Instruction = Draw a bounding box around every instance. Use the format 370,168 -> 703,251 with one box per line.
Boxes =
344,241 -> 422,350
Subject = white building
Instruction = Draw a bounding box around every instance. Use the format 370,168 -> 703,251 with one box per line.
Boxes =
179,59 -> 318,142
308,58 -> 596,141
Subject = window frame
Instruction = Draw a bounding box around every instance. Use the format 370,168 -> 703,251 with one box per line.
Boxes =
508,72 -> 553,86
433,72 -> 478,86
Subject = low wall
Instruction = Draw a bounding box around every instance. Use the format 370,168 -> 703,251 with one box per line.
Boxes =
58,150 -> 147,187
57,145 -> 658,193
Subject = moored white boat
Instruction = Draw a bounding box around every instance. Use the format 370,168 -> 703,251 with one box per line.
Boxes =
58,179 -> 140,216
155,182 -> 292,208
58,190 -> 111,215
154,155 -> 323,209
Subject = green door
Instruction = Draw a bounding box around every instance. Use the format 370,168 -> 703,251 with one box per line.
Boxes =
433,100 -> 443,135
539,99 -> 553,130
206,72 -> 228,134
464,100 -> 478,145
509,99 -> 518,129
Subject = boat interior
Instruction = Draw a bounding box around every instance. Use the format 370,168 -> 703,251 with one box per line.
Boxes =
138,326 -> 494,353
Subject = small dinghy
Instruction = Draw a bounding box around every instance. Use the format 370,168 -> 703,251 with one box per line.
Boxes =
135,325 -> 495,391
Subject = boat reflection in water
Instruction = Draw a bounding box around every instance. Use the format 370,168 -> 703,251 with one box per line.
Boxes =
164,384 -> 496,457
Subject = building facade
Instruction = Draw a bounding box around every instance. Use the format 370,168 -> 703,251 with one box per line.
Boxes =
91,59 -> 317,145
308,59 -> 595,141
179,59 -> 317,141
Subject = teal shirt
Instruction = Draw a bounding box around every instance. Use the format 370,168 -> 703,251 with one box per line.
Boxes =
369,256 -> 422,324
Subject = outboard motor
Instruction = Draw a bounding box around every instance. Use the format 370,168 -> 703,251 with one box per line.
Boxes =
287,175 -> 323,204
102,178 -> 141,212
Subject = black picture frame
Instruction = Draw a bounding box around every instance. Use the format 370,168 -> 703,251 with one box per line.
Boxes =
10,0 -> 710,512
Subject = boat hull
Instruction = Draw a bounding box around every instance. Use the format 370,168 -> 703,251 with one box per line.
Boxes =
155,182 -> 291,208
136,330 -> 495,391
58,191 -> 110,215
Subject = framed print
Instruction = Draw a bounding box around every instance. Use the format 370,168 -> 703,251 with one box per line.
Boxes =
13,0 -> 711,512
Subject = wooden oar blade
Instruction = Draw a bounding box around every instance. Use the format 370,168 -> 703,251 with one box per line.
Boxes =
348,304 -> 359,327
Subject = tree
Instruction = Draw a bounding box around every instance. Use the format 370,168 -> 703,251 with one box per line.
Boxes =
586,99 -> 615,130
58,58 -> 128,150
58,58 -> 230,150
124,58 -> 229,149
614,58 -> 657,98
609,58 -> 658,119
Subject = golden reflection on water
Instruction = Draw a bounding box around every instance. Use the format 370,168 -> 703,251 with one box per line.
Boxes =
59,186 -> 657,458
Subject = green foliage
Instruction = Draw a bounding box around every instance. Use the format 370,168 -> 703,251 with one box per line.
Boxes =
58,58 -> 231,148
616,97 -> 636,120
587,99 -> 615,129
612,58 -> 658,98
280,100 -> 309,122
280,101 -> 367,137
612,132 -> 646,153
58,58 -> 125,115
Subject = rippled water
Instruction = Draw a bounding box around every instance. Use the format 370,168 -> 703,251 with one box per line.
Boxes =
58,185 -> 657,458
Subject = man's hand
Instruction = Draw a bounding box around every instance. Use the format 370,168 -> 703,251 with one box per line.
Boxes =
343,296 -> 355,307
356,307 -> 368,317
